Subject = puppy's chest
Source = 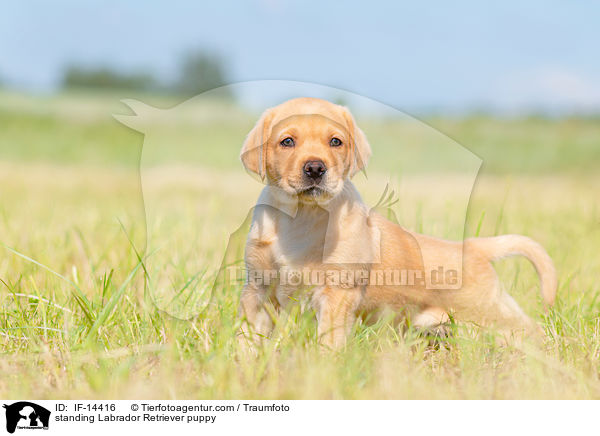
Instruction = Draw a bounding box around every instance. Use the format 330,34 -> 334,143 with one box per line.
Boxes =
273,210 -> 329,267
247,206 -> 330,268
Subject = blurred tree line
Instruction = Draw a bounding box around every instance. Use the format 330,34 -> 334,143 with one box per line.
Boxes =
62,49 -> 231,98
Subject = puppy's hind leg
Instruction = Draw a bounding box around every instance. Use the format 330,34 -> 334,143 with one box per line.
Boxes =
459,279 -> 543,343
490,291 -> 544,342
412,307 -> 452,341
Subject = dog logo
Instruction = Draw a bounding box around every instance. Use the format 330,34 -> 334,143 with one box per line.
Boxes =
3,402 -> 50,433
115,81 -> 482,319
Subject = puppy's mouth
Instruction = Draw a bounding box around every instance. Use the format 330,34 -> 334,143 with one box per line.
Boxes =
298,185 -> 326,196
294,184 -> 340,204
282,178 -> 342,203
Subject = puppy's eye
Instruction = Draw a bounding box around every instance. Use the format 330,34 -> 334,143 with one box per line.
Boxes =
280,137 -> 295,147
330,137 -> 342,147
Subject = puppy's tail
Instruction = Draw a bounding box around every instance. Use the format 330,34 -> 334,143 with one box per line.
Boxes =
470,235 -> 557,309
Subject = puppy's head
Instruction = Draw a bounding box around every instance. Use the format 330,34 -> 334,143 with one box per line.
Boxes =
240,98 -> 371,204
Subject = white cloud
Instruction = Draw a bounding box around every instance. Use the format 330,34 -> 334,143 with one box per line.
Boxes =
493,67 -> 600,114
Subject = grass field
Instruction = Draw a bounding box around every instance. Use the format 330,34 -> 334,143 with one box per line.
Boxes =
1,91 -> 599,399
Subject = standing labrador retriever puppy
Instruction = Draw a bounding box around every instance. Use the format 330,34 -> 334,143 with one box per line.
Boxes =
239,97 -> 557,348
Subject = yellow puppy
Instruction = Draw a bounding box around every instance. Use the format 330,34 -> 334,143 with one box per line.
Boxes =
239,97 -> 557,348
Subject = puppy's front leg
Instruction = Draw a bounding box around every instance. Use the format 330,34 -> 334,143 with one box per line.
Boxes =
313,286 -> 362,349
239,284 -> 275,342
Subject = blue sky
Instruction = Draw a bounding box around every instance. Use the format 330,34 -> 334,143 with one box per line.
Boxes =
1,1 -> 599,114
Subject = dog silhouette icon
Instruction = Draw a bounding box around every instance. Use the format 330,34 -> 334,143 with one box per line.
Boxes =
3,402 -> 50,433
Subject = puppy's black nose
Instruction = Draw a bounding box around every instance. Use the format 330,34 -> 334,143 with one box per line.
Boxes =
303,160 -> 327,181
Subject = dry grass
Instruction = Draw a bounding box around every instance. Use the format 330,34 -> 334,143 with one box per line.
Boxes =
1,158 -> 599,399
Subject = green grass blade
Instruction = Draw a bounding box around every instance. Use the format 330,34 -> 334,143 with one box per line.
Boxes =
84,261 -> 142,345
1,242 -> 94,324
475,210 -> 486,237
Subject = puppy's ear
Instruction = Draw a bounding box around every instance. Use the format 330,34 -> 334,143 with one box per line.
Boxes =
240,109 -> 275,180
341,107 -> 372,177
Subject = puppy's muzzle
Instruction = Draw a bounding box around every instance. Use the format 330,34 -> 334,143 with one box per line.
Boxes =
303,160 -> 327,184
